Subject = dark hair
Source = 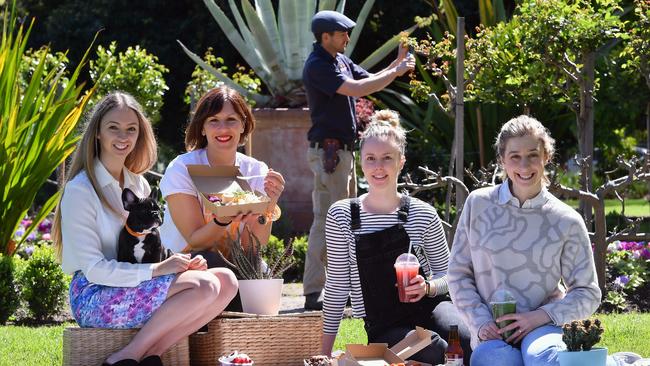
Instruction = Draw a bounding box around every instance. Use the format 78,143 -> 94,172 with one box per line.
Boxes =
314,31 -> 334,44
184,86 -> 255,151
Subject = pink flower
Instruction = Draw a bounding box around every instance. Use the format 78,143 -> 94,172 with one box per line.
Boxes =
42,233 -> 51,241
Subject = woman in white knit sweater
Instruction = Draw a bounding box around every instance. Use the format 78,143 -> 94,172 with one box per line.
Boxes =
448,115 -> 601,366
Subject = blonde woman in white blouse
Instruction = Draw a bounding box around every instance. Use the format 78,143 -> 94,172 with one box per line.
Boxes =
53,92 -> 238,366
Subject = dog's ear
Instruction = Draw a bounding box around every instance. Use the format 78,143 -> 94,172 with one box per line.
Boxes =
149,187 -> 160,202
122,188 -> 139,211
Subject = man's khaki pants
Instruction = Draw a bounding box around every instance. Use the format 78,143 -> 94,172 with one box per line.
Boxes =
303,146 -> 356,296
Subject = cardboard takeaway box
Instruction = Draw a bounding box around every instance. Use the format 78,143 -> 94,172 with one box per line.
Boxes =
187,164 -> 271,217
333,327 -> 434,366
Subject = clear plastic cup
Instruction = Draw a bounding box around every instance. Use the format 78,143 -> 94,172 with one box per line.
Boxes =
490,289 -> 517,340
394,253 -> 420,303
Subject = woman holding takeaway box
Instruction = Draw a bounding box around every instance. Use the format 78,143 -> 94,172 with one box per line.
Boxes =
159,86 -> 285,310
448,115 -> 601,366
321,110 -> 471,364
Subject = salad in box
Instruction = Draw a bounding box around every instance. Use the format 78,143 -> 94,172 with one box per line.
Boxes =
187,164 -> 271,217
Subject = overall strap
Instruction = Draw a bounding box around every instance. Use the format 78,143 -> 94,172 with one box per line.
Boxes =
350,198 -> 361,230
397,194 -> 410,223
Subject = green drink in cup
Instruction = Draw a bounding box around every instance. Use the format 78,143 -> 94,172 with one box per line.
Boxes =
490,289 -> 517,341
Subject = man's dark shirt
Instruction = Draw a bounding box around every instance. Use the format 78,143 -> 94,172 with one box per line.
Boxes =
303,43 -> 369,144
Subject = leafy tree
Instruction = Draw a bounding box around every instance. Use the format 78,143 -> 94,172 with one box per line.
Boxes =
479,0 -> 625,194
89,41 -> 169,124
620,0 -> 650,149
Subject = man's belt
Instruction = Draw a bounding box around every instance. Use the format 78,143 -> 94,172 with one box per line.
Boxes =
309,138 -> 354,152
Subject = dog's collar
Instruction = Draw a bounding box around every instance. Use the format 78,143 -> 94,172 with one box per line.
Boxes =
125,223 -> 150,237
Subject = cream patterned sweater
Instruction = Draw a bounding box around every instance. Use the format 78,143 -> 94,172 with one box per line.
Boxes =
448,183 -> 601,348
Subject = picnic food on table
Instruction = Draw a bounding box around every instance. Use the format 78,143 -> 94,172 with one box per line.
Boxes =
219,351 -> 253,365
304,355 -> 331,366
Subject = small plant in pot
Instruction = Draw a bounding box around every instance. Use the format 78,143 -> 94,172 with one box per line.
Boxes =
558,318 -> 607,366
218,229 -> 294,315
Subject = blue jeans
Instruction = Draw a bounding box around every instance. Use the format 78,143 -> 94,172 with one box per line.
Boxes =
470,325 -> 563,366
470,324 -> 621,366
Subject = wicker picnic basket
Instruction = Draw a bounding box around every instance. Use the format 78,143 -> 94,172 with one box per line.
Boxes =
63,327 -> 190,366
189,311 -> 323,366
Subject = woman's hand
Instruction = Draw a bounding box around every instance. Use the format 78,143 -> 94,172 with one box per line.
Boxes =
497,309 -> 552,344
188,254 -> 208,271
264,169 -> 285,203
404,274 -> 427,302
478,322 -> 502,341
152,253 -> 194,276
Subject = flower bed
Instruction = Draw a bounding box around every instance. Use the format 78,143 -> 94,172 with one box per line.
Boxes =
600,241 -> 650,313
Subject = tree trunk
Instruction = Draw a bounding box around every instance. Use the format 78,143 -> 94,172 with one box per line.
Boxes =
592,197 -> 607,296
455,17 -> 466,208
578,52 -> 596,226
476,106 -> 485,168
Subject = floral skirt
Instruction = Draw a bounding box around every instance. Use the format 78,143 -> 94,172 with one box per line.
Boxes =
69,271 -> 175,328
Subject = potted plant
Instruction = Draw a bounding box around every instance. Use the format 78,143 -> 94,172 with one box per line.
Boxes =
219,229 -> 295,315
558,318 -> 607,366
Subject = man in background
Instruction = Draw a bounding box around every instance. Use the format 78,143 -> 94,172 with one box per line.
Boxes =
302,10 -> 415,310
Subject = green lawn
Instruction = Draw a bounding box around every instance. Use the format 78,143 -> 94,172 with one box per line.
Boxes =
1,313 -> 648,365
334,313 -> 650,356
565,198 -> 650,217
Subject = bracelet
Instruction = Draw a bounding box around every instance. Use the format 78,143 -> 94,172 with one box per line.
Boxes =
213,218 -> 232,227
424,280 -> 431,297
266,204 -> 281,222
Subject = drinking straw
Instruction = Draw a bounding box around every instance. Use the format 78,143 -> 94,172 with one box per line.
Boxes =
407,241 -> 413,260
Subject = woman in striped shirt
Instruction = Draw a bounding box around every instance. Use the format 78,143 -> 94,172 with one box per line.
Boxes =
321,110 -> 471,364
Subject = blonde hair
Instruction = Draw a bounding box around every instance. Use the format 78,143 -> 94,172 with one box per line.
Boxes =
360,109 -> 407,155
52,92 -> 157,259
494,115 -> 555,184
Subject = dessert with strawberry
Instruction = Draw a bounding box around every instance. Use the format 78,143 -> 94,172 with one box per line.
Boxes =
219,351 -> 253,366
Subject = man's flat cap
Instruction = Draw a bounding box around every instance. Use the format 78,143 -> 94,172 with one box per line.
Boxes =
311,10 -> 356,33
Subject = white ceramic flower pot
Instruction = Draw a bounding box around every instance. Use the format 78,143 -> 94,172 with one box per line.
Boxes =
558,347 -> 608,366
238,278 -> 283,315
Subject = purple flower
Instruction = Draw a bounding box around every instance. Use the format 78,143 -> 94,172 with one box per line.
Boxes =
641,248 -> 650,261
14,228 -> 25,238
614,275 -> 630,287
21,219 -> 32,228
26,232 -> 36,241
24,246 -> 34,255
38,219 -> 52,234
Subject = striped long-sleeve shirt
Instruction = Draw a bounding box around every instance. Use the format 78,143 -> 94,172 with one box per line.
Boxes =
323,195 -> 450,335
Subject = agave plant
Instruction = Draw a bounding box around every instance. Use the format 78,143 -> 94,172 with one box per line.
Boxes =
218,229 -> 295,280
0,1 -> 96,255
178,0 -> 419,107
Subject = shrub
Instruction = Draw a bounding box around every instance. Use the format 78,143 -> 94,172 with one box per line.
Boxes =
19,245 -> 67,321
184,47 -> 261,108
262,234 -> 308,283
0,254 -> 20,324
89,41 -> 169,124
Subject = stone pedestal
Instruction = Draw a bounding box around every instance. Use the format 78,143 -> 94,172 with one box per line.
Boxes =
250,108 -> 312,232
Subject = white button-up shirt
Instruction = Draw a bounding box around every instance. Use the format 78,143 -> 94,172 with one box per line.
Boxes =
61,159 -> 154,287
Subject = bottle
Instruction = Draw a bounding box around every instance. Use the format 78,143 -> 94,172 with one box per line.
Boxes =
444,325 -> 464,366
